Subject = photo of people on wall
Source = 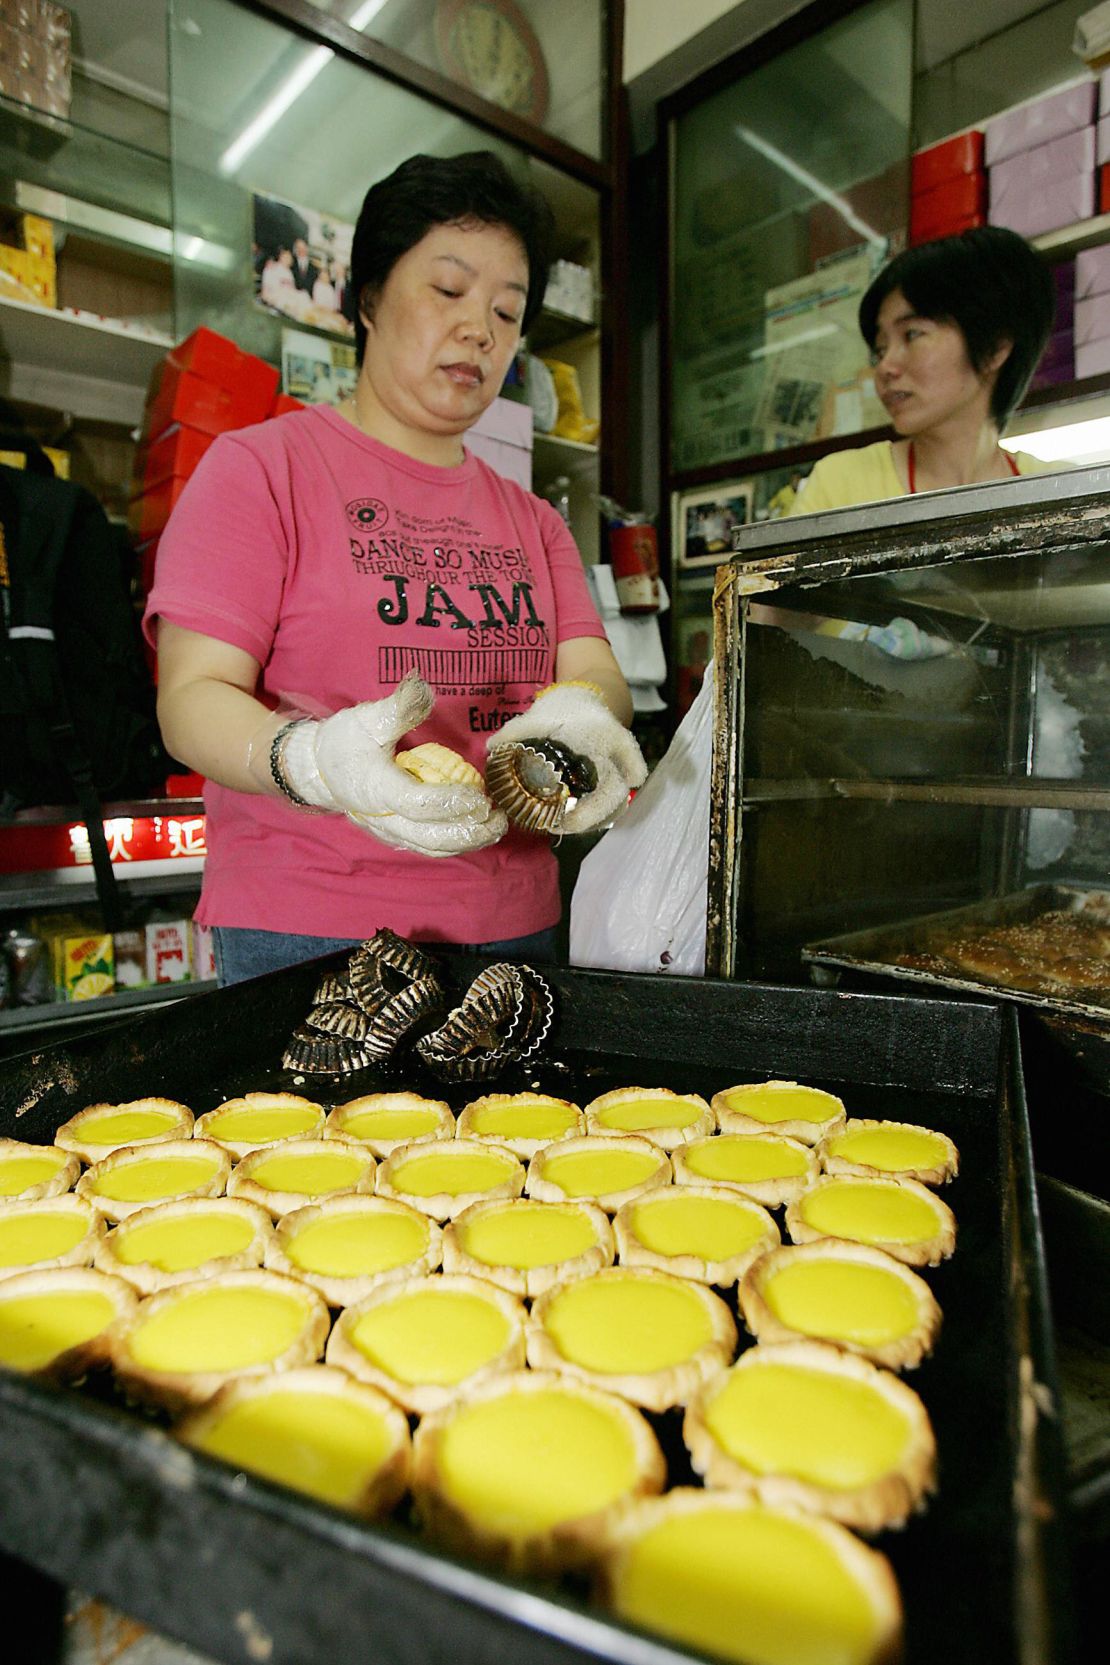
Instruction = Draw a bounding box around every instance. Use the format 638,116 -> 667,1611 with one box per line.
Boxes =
252,191 -> 356,338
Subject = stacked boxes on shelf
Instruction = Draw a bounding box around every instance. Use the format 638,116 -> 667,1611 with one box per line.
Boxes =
0,208 -> 55,307
1031,259 -> 1076,390
987,79 -> 1097,240
909,131 -> 985,246
0,0 -> 70,117
1074,242 -> 1110,377
1,912 -> 216,1008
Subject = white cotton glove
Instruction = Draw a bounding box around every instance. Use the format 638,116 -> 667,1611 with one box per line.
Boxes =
489,682 -> 647,834
279,673 -> 507,857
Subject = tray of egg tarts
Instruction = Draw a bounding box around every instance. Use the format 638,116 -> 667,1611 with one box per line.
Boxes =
0,946 -> 1071,1665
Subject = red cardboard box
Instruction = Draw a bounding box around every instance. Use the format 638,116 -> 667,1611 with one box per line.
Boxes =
140,423 -> 215,489
271,392 -> 307,417
129,476 -> 188,541
911,131 -> 984,196
144,366 -> 243,442
167,326 -> 243,387
909,173 -> 987,244
1101,164 -> 1110,214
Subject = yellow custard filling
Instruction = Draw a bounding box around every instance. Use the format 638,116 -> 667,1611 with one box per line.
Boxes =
706,1365 -> 911,1488
765,1262 -> 919,1346
287,1212 -> 429,1277
92,1155 -> 219,1204
687,1137 -> 808,1184
0,1151 -> 68,1195
613,1506 -> 881,1665
719,1085 -> 841,1126
459,1203 -> 597,1270
341,1107 -> 441,1142
827,1127 -> 949,1172
129,1286 -> 309,1372
75,1108 -> 180,1147
188,1391 -> 395,1508
470,1101 -> 577,1139
595,1097 -> 703,1132
115,1214 -> 255,1272
0,1211 -> 89,1268
629,1194 -> 767,1261
439,1389 -> 637,1536
800,1183 -> 941,1246
545,1278 -> 712,1373
249,1150 -> 367,1197
350,1288 -> 510,1384
541,1147 -> 660,1199
391,1150 -> 515,1198
207,1104 -> 320,1141
0,1290 -> 116,1372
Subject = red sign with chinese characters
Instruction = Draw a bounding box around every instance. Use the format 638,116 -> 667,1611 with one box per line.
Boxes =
0,815 -> 207,874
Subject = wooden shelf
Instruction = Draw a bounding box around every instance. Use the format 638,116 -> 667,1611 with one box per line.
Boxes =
527,307 -> 598,352
533,431 -> 600,478
0,295 -> 171,424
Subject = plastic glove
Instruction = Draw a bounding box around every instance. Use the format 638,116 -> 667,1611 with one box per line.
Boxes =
489,681 -> 647,834
280,673 -> 507,857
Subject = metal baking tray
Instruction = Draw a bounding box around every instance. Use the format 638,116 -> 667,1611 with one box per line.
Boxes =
803,884 -> 1110,1022
0,960 -> 1072,1665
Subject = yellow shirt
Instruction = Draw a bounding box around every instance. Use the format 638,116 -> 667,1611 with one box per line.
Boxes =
791,440 -> 1053,516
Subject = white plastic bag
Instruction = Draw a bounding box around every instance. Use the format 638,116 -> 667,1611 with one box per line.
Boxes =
569,662 -> 714,975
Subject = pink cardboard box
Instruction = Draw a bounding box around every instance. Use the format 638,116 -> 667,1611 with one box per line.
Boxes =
1075,291 -> 1110,344
990,126 -> 1095,200
1075,335 -> 1110,377
985,80 -> 1097,166
989,170 -> 1094,238
464,395 -> 533,489
1075,241 -> 1110,297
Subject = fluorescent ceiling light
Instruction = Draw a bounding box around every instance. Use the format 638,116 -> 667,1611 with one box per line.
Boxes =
1001,416 -> 1110,461
219,0 -> 388,176
733,124 -> 886,253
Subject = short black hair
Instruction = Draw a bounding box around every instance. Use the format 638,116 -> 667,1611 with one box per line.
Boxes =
858,226 -> 1056,427
349,150 -> 555,362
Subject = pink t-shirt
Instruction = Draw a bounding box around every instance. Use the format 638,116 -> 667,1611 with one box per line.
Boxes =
143,405 -> 606,941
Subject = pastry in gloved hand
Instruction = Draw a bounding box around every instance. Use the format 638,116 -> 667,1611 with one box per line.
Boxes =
276,673 -> 507,858
486,682 -> 647,835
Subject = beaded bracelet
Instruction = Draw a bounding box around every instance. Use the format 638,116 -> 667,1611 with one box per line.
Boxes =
269,718 -> 315,808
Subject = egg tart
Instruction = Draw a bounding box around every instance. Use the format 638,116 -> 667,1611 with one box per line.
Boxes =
818,1119 -> 959,1186
326,1272 -> 525,1414
583,1087 -> 714,1151
739,1241 -> 941,1371
614,1185 -> 778,1288
54,1098 -> 195,1164
711,1080 -> 847,1144
412,1369 -> 665,1576
672,1132 -> 817,1207
175,1364 -> 411,1517
0,1265 -> 136,1380
76,1139 -> 230,1224
111,1268 -> 330,1412
227,1137 -> 376,1220
325,1092 -> 454,1157
598,1489 -> 902,1665
266,1194 -> 442,1306
0,1138 -> 80,1203
525,1134 -> 671,1212
0,1195 -> 104,1279
94,1196 -> 274,1295
527,1266 -> 736,1412
443,1196 -> 614,1297
683,1341 -> 936,1532
193,1092 -> 325,1158
786,1175 -> 956,1267
456,1091 -> 584,1158
375,1138 -> 524,1222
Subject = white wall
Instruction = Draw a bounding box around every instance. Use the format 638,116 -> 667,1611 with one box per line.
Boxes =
623,0 -> 751,82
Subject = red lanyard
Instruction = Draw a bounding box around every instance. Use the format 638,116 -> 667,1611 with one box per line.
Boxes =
906,442 -> 1019,493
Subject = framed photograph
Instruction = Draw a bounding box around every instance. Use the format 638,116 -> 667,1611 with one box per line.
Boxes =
673,483 -> 755,569
252,192 -> 356,341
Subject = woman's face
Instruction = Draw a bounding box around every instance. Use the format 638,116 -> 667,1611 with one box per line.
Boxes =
870,287 -> 1005,436
360,219 -> 527,444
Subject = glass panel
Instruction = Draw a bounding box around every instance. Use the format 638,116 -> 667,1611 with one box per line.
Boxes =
310,0 -> 603,158
669,0 -> 913,474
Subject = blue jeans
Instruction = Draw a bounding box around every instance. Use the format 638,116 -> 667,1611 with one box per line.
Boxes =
212,925 -> 559,987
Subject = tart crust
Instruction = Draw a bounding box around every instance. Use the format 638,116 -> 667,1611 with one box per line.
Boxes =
54,1098 -> 195,1164
375,1137 -> 524,1222
0,1265 -> 137,1381
0,1138 -> 80,1203
583,1086 -> 714,1151
455,1091 -> 585,1159
0,1194 -> 104,1278
265,1193 -> 442,1306
227,1136 -> 376,1220
93,1196 -> 274,1295
411,1368 -> 666,1576
324,1092 -> 455,1157
525,1134 -> 671,1212
613,1184 -> 779,1287
710,1080 -> 847,1144
738,1240 -> 942,1370
111,1268 -> 331,1412
683,1339 -> 936,1531
175,1364 -> 411,1518
442,1196 -> 614,1297
76,1139 -> 230,1224
786,1174 -> 957,1267
672,1132 -> 818,1208
527,1265 -> 737,1412
817,1118 -> 960,1186
193,1092 -> 326,1158
326,1271 -> 526,1414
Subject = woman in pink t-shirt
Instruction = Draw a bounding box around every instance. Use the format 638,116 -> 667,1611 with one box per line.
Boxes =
147,152 -> 644,985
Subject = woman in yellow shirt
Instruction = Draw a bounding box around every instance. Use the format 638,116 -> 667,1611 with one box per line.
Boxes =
794,226 -> 1056,514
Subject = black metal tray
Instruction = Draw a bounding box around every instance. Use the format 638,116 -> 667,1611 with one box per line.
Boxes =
0,960 -> 1072,1665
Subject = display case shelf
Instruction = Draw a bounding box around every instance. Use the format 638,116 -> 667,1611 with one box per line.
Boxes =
1033,212 -> 1110,260
0,93 -> 171,237
0,979 -> 215,1037
0,295 -> 172,424
0,863 -> 204,914
527,308 -> 598,352
743,777 -> 1110,811
532,431 -> 600,473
